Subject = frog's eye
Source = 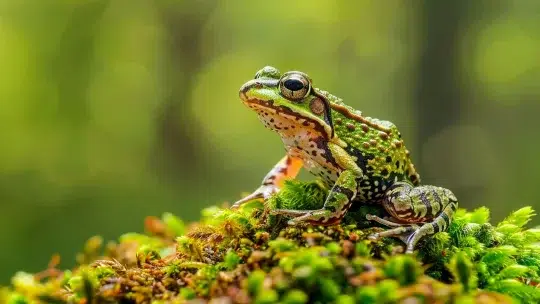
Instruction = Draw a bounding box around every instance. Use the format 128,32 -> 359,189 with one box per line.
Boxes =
279,73 -> 311,101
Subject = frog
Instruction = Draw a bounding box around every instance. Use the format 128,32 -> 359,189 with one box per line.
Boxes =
231,66 -> 458,253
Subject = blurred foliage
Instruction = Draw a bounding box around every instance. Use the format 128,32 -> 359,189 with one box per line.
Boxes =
0,0 -> 539,284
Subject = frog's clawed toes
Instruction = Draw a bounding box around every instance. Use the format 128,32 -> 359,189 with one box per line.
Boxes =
287,219 -> 299,226
269,209 -> 311,225
286,212 -> 315,225
270,208 -> 308,217
367,233 -> 380,241
231,185 -> 279,209
365,214 -> 421,253
366,214 -> 376,221
271,208 -> 336,225
367,228 -> 417,253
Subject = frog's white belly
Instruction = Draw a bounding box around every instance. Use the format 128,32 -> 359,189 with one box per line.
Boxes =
252,104 -> 341,185
280,132 -> 341,186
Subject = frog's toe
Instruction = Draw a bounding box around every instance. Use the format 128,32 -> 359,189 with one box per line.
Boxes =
367,233 -> 380,241
286,212 -> 316,225
270,209 -> 308,217
279,209 -> 337,225
269,209 -> 311,225
231,185 -> 279,209
287,219 -> 299,226
367,225 -> 418,252
366,214 -> 404,228
404,223 -> 439,253
231,192 -> 262,209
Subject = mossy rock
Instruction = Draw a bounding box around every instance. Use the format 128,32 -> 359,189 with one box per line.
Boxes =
2,180 -> 540,303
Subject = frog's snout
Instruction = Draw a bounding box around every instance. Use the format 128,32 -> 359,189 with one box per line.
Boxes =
239,79 -> 261,100
239,77 -> 280,101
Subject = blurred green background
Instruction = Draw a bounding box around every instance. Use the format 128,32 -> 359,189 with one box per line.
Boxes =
1,0 -> 539,283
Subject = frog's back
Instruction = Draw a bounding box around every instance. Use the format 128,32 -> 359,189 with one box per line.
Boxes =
316,89 -> 421,192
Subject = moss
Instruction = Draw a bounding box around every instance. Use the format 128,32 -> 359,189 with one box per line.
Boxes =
2,180 -> 540,303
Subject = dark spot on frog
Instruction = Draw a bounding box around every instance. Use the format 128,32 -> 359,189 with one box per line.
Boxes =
395,160 -> 400,168
361,124 -> 369,133
270,118 -> 274,123
302,121 -> 310,126
386,156 -> 392,163
311,150 -> 317,156
335,118 -> 343,125
379,131 -> 389,140
346,123 -> 355,131
381,168 -> 389,176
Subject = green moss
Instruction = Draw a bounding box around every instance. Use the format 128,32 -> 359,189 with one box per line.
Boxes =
282,289 -> 308,304
179,287 -> 196,300
2,180 -> 540,303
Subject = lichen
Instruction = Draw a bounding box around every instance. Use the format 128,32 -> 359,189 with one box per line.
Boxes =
2,180 -> 540,303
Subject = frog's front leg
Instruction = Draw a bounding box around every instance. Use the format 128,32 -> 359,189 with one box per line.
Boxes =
271,142 -> 362,225
367,181 -> 458,253
271,169 -> 358,225
231,155 -> 303,209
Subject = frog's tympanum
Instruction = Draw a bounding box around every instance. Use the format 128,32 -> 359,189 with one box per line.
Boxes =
232,66 -> 458,253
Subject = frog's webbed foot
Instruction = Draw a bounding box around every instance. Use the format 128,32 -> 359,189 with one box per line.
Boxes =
366,214 -> 419,252
231,185 -> 278,209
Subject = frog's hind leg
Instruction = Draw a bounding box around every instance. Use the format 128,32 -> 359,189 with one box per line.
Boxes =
271,169 -> 358,225
231,155 -> 303,209
367,181 -> 458,253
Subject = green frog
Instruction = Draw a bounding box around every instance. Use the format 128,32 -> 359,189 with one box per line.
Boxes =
231,66 -> 458,253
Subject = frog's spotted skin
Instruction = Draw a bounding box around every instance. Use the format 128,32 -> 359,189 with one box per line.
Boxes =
233,66 -> 458,253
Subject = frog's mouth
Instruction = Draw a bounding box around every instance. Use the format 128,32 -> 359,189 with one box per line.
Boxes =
240,97 -> 333,141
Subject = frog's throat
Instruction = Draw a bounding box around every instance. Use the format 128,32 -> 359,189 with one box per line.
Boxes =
242,98 -> 333,141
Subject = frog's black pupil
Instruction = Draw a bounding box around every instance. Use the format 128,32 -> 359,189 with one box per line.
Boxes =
284,78 -> 304,91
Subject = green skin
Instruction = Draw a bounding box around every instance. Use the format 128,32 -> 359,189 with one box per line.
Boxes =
232,66 -> 458,253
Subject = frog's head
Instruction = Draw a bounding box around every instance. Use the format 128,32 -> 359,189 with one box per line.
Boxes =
239,66 -> 334,139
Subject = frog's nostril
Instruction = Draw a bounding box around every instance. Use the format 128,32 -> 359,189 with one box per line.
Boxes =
239,80 -> 264,98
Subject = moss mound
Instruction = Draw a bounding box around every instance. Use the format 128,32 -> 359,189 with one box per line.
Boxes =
2,180 -> 540,303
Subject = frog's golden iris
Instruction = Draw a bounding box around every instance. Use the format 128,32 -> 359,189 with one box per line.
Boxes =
278,71 -> 311,101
